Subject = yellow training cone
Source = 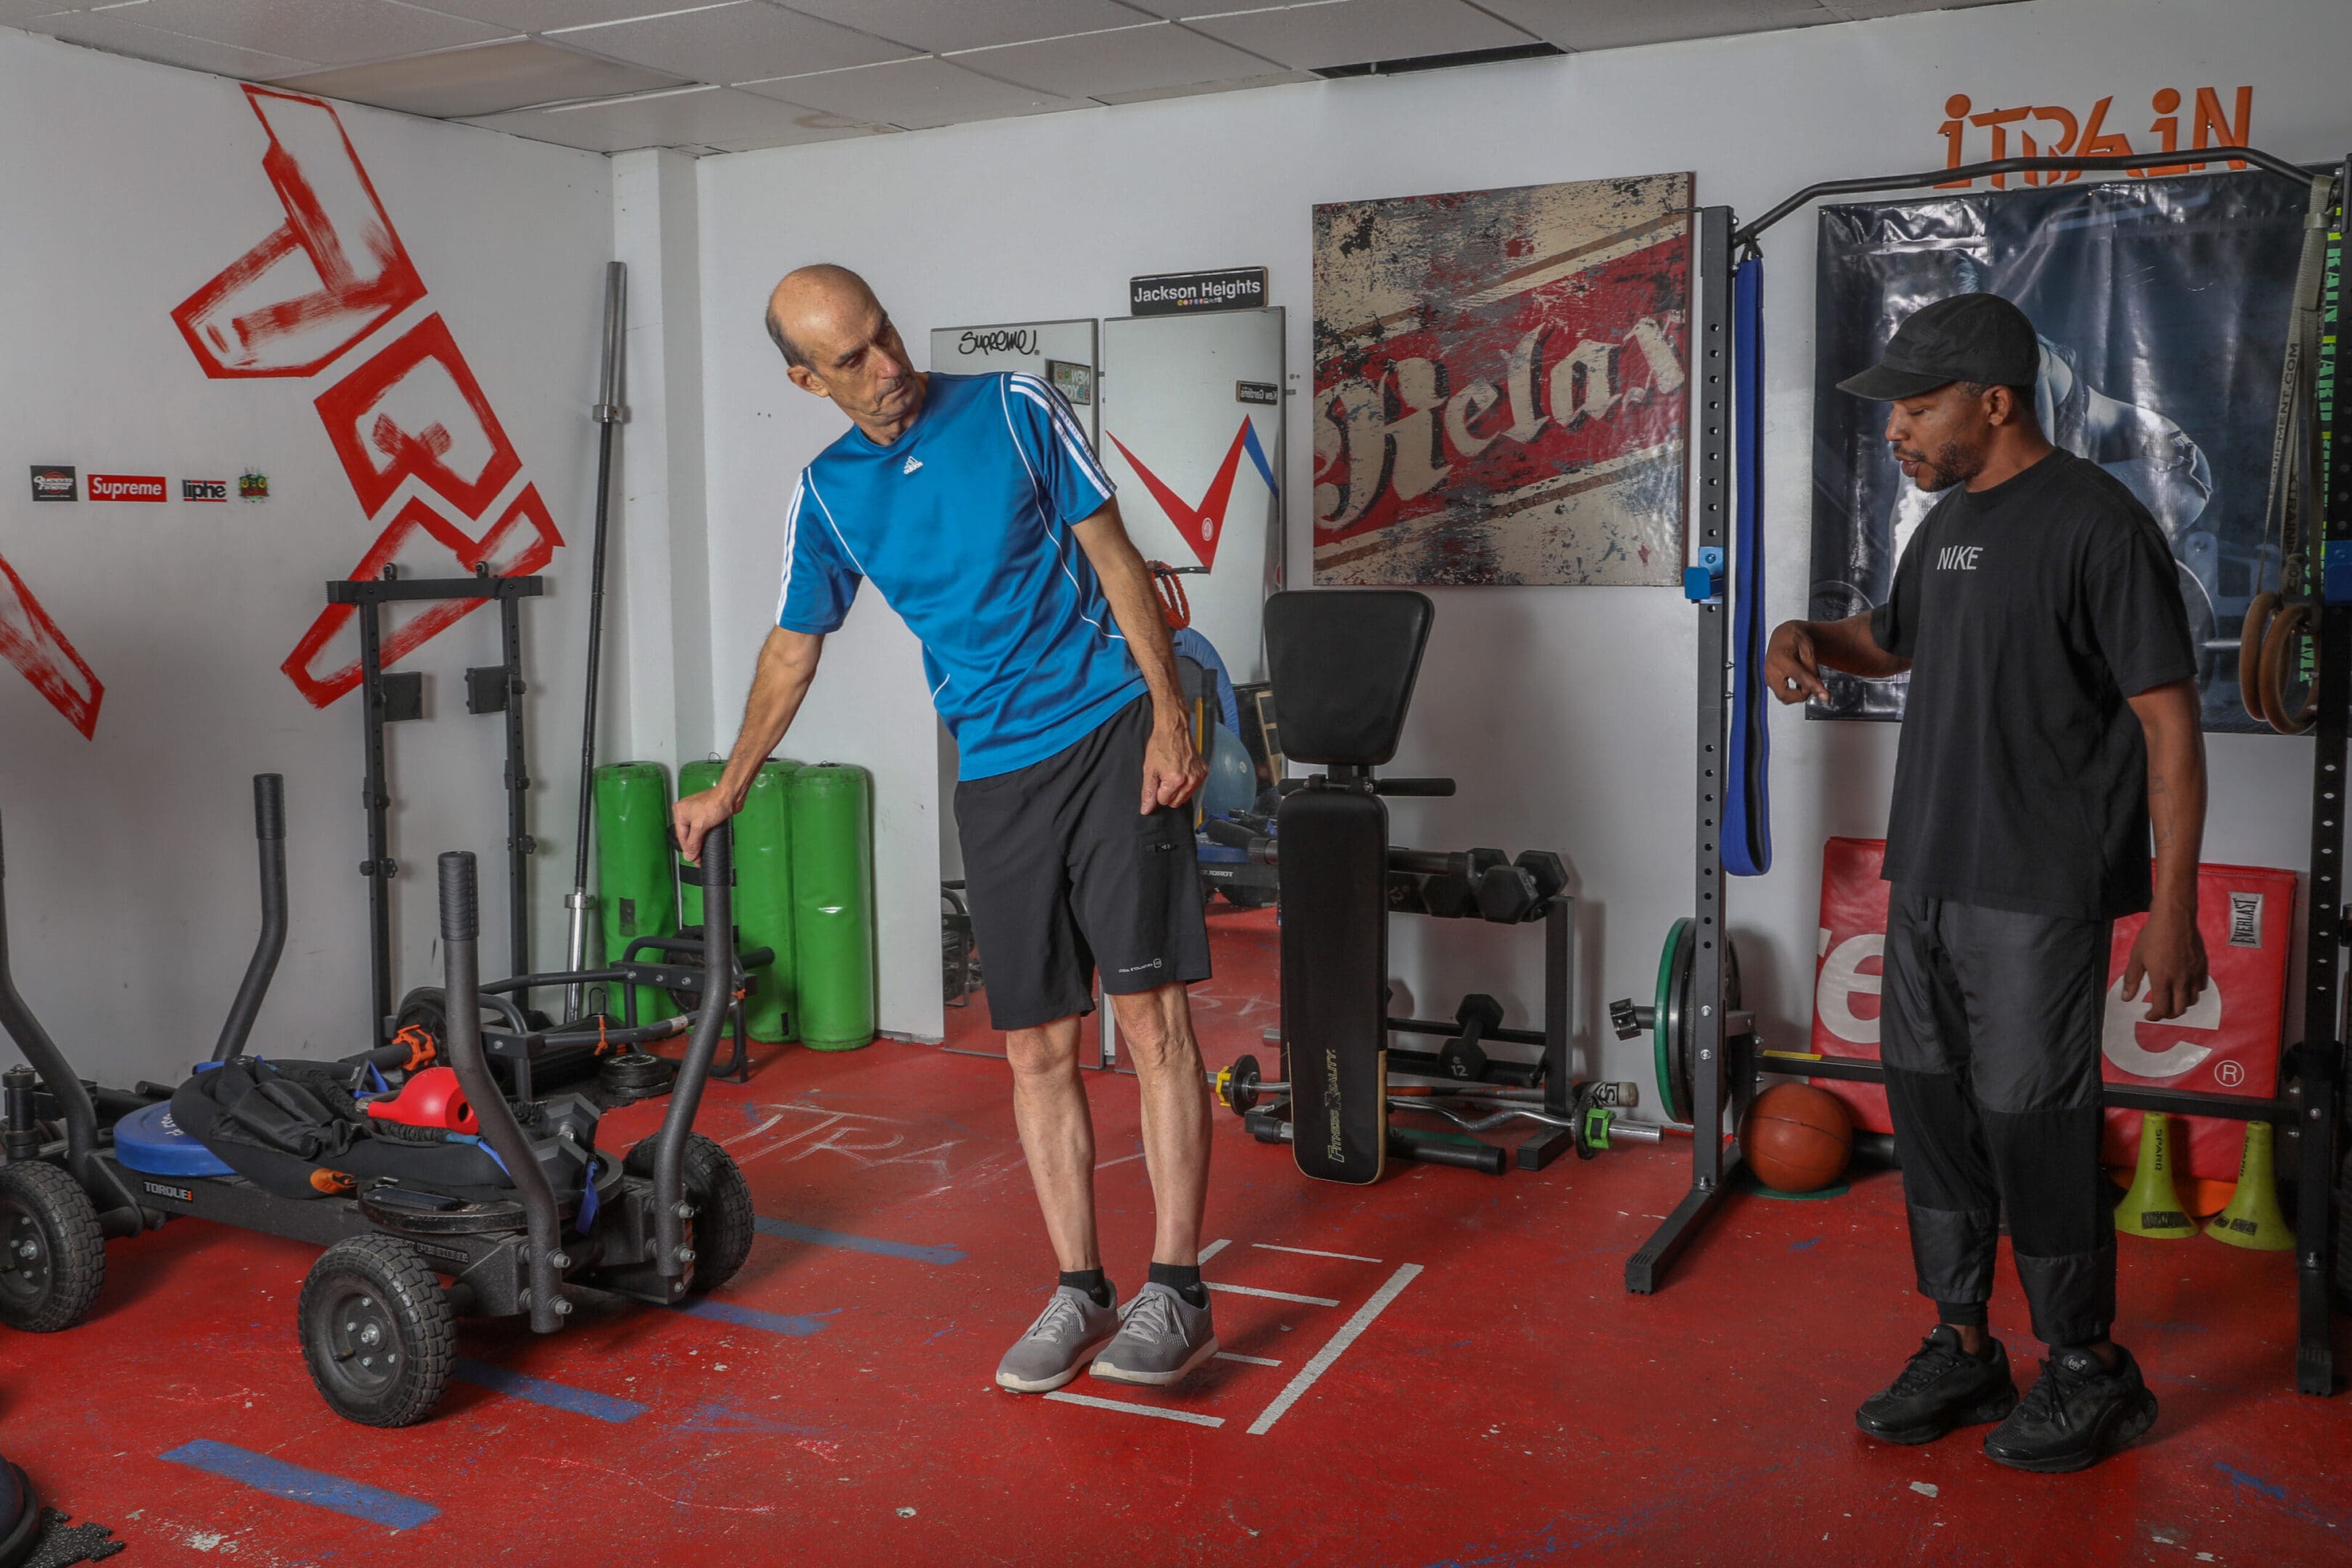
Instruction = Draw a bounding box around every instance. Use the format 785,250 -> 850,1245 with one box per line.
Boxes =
2206,1120 -> 2295,1251
2115,1111 -> 2199,1239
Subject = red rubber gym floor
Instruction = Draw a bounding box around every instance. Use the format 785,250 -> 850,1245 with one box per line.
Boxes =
4,902 -> 2348,1566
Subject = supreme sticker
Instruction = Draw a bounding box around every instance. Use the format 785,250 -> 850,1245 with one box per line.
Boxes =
89,473 -> 167,502
29,465 -> 75,502
183,478 -> 229,502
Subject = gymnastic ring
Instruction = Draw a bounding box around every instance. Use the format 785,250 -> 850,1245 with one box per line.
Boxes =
2240,590 -> 2282,724
2258,600 -> 2317,735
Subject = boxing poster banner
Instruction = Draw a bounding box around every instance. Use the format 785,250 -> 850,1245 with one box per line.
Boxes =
173,86 -> 560,709
1311,173 -> 1691,586
1808,171 -> 2310,731
1809,837 -> 2295,1183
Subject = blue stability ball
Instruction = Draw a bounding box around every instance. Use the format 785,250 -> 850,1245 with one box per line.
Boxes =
1202,722 -> 1256,821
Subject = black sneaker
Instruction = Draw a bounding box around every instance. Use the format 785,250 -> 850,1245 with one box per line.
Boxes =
1855,1326 -> 2020,1445
1982,1345 -> 2158,1473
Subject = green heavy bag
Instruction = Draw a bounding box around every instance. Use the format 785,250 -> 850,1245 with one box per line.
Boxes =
788,762 -> 876,1050
595,762 -> 679,1024
679,758 -> 800,1042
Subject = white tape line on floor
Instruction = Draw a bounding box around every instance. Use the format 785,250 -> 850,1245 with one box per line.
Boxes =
1206,1281 -> 1340,1307
1251,1243 -> 1384,1263
1043,1390 -> 1226,1427
1245,1262 -> 1423,1436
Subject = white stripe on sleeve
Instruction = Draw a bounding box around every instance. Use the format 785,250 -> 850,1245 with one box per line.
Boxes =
772,471 -> 807,624
1008,375 -> 1113,499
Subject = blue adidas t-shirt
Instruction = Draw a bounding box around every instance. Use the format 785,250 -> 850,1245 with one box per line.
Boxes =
775,372 -> 1146,779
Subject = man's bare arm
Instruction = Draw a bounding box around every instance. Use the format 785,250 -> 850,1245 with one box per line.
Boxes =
1071,499 -> 1206,812
672,627 -> 824,858
2123,678 -> 2210,1021
1764,612 -> 1912,704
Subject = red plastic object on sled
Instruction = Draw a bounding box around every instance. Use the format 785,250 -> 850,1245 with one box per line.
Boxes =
365,1065 -> 479,1136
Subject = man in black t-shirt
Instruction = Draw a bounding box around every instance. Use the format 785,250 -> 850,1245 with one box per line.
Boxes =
1766,293 -> 2209,1474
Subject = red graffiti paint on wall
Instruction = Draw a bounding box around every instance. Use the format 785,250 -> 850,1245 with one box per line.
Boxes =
173,86 -> 560,709
0,557 -> 103,740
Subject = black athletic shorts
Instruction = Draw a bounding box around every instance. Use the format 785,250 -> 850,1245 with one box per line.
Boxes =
954,693 -> 1212,1032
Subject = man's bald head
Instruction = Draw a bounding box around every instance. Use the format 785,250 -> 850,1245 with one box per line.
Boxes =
764,264 -> 877,369
765,262 -> 925,441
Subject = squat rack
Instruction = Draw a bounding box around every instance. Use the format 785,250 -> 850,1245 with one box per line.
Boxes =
331,565 -> 542,1051
1626,145 -> 2348,1397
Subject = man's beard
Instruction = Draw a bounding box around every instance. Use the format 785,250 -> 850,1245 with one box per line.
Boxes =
1902,436 -> 1986,492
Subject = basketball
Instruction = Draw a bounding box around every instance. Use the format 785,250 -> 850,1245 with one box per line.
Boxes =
1741,1083 -> 1855,1193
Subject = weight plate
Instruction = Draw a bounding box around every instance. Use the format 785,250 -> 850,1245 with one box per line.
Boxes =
1668,925 -> 1742,1127
1653,919 -> 1691,1123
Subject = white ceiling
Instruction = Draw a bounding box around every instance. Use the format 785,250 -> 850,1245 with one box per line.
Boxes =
8,0 -> 2020,158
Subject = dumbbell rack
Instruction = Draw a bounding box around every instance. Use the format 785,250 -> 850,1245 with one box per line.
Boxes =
1196,807 -> 1591,1171
1249,878 -> 1585,1175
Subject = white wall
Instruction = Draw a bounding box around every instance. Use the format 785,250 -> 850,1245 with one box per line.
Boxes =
692,0 -> 2337,1077
0,29 -> 613,1085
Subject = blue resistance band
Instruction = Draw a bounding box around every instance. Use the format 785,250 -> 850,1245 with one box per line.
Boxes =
1723,255 -> 1772,878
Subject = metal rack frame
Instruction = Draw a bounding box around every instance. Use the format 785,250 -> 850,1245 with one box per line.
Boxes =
1627,148 -> 2346,1397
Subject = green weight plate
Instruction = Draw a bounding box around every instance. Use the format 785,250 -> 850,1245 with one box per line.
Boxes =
1654,918 -> 1691,1124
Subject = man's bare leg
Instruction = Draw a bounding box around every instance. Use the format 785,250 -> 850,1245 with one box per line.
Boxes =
1004,1013 -> 1098,1271
1108,981 -> 1210,1266
1089,981 -> 1218,1386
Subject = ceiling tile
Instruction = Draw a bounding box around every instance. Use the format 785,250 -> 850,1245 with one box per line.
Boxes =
83,0 -> 508,67
954,20 -> 1278,99
268,37 -> 686,116
1183,0 -> 1535,71
739,54 -> 1084,129
409,0 -> 715,28
468,82 -> 882,151
777,0 -> 1159,53
1090,66 -> 1315,104
702,121 -> 904,152
1473,0 -> 1836,50
1111,0 -> 1313,14
1826,0 -> 2020,16
25,9 -> 320,78
1106,1 -> 1196,14
547,1 -> 913,84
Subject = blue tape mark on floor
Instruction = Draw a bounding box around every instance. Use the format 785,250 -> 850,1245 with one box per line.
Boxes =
678,1298 -> 828,1335
158,1440 -> 439,1530
754,1214 -> 964,1265
454,1358 -> 648,1424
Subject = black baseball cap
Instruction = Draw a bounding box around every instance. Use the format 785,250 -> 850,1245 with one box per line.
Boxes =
1837,293 -> 2041,400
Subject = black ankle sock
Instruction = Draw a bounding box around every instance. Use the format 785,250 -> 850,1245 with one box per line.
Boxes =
1059,1268 -> 1111,1308
1148,1261 -> 1206,1308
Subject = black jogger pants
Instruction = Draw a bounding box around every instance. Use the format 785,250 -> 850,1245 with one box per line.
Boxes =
1879,887 -> 2115,1348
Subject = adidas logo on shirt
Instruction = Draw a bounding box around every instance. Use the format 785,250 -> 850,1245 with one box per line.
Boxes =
902,455 -> 923,475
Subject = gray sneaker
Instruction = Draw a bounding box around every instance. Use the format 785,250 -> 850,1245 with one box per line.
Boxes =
996,1284 -> 1120,1393
1090,1282 -> 1219,1387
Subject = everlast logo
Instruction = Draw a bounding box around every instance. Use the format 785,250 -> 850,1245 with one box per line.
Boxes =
142,1180 -> 195,1204
29,465 -> 75,502
1937,544 -> 1985,571
1323,1047 -> 1345,1161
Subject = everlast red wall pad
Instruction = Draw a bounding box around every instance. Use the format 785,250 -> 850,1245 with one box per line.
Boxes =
1810,838 -> 2294,1182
